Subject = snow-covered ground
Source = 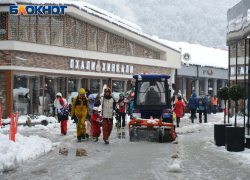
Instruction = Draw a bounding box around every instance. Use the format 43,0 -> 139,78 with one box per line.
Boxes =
0,133 -> 55,173
2,115 -> 57,124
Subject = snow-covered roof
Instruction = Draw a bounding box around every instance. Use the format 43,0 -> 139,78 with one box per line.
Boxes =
153,36 -> 228,69
1,0 -> 181,52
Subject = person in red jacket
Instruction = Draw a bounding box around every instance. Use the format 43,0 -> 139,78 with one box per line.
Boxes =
91,107 -> 102,142
118,93 -> 126,129
172,96 -> 186,127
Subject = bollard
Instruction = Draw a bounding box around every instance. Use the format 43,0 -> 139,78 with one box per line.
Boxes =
9,113 -> 14,141
14,111 -> 18,134
9,112 -> 18,142
0,103 -> 1,126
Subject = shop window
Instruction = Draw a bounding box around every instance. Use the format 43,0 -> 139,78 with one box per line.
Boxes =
45,76 -> 66,115
98,29 -> 108,52
109,34 -> 117,54
112,80 -> 130,100
30,15 -> 37,42
87,24 -> 98,51
38,16 -> 50,45
0,12 -> 7,40
19,16 -> 29,42
117,36 -> 126,55
13,74 -> 43,116
65,15 -> 76,48
90,79 -> 110,96
51,15 -> 64,46
76,20 -> 87,50
0,71 -> 6,118
68,77 -> 88,105
8,15 -> 18,40
127,41 -> 134,56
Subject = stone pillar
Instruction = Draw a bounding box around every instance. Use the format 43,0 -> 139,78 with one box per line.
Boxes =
76,78 -> 81,92
177,77 -> 182,93
213,79 -> 218,96
186,78 -> 192,101
195,78 -> 199,96
182,77 -> 186,95
204,78 -> 209,95
220,79 -> 226,109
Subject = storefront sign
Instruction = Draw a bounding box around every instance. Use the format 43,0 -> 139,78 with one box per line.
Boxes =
207,69 -> 213,75
69,59 -> 133,74
230,66 -> 249,76
9,5 -> 67,15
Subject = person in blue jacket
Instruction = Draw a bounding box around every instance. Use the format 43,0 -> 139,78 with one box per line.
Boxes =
186,92 -> 199,123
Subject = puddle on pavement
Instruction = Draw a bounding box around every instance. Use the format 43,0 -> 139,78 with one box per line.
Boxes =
117,132 -> 126,139
31,169 -> 50,175
76,149 -> 87,157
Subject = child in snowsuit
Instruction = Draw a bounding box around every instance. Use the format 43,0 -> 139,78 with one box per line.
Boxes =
58,97 -> 69,135
172,96 -> 186,127
91,107 -> 102,142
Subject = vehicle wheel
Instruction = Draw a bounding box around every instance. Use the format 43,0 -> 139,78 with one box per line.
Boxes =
130,127 -> 135,142
158,128 -> 163,143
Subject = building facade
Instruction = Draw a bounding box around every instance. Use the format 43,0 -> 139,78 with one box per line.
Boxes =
227,0 -> 250,133
177,64 -> 228,111
0,2 -> 181,118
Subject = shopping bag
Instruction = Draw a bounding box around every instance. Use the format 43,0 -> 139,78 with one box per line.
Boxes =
173,112 -> 176,121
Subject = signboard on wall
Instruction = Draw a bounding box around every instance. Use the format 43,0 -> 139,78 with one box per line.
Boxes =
69,59 -> 133,74
227,0 -> 250,45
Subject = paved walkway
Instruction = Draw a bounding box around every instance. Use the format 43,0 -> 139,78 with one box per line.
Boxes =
1,113 -> 250,180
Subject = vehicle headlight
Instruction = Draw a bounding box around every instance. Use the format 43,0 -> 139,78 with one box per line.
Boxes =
133,113 -> 141,119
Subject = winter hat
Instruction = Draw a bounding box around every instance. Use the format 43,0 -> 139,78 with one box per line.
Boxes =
59,97 -> 64,104
104,87 -> 111,93
93,107 -> 99,111
80,88 -> 86,95
56,92 -> 62,97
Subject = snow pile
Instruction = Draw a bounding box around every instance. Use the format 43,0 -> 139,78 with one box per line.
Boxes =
147,120 -> 156,124
153,36 -> 228,69
0,133 -> 53,172
228,115 -> 247,126
2,115 -> 57,124
168,164 -> 181,172
0,0 -> 180,52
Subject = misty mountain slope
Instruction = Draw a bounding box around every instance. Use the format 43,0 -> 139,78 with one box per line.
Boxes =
74,0 -> 239,49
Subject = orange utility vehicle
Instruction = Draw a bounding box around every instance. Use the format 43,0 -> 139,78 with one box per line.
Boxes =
128,74 -> 176,143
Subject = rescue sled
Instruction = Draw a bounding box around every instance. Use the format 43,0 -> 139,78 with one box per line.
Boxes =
128,74 -> 176,143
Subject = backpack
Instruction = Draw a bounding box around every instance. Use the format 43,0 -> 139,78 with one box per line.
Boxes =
199,98 -> 205,106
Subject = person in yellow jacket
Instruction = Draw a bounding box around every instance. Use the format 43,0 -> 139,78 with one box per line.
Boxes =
71,88 -> 90,142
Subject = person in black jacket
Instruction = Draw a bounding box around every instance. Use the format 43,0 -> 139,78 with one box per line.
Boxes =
58,97 -> 69,135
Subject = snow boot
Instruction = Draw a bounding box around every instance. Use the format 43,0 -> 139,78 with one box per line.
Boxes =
105,140 -> 109,144
191,119 -> 194,123
63,132 -> 66,135
93,137 -> 97,142
86,133 -> 89,139
81,134 -> 85,140
77,136 -> 81,142
177,119 -> 179,127
97,137 -> 99,141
